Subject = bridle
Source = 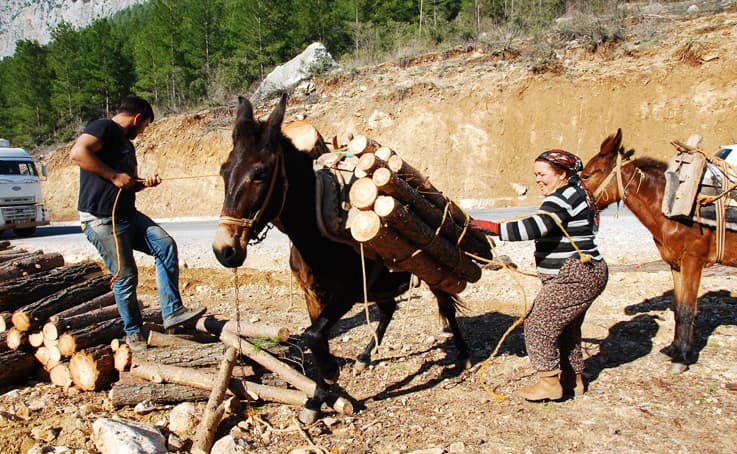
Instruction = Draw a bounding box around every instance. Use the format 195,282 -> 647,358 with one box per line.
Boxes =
591,152 -> 644,205
218,149 -> 288,245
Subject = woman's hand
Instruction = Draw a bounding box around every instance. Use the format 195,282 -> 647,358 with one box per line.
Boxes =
470,219 -> 499,235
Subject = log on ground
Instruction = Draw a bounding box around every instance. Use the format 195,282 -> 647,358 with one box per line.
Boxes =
44,304 -> 121,341
195,316 -> 290,342
132,342 -> 227,368
109,372 -> 211,407
0,349 -> 36,389
69,345 -> 116,391
0,252 -> 64,282
12,274 -> 111,332
0,262 -> 102,312
6,327 -> 27,351
49,362 -> 73,388
49,291 -> 115,321
0,249 -> 37,264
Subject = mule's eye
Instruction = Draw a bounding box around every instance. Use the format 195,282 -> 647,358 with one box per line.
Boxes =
580,174 -> 591,180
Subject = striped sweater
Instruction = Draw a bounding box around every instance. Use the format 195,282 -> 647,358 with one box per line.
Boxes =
499,184 -> 602,275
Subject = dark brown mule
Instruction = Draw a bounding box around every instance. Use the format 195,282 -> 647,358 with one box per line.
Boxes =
212,94 -> 471,422
581,128 -> 737,373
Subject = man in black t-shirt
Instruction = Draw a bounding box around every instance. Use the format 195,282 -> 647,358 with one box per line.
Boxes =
69,95 -> 205,352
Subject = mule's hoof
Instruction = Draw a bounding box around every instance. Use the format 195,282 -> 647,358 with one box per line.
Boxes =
669,362 -> 688,375
354,360 -> 369,373
299,407 -> 320,425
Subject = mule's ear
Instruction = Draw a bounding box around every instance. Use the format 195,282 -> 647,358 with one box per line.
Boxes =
265,94 -> 287,141
236,96 -> 254,124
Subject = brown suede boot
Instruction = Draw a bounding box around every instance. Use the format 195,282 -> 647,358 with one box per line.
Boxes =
517,369 -> 563,401
560,370 -> 585,397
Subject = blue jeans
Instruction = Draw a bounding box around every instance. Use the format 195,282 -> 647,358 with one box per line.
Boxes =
83,211 -> 184,335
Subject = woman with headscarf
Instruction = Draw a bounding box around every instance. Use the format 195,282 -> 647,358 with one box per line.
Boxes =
472,149 -> 608,401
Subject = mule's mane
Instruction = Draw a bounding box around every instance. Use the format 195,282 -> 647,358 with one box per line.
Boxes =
631,155 -> 667,174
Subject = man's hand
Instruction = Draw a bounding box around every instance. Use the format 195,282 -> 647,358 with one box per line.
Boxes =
111,172 -> 135,189
141,174 -> 162,188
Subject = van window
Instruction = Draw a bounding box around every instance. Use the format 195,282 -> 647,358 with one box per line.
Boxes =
0,160 -> 38,176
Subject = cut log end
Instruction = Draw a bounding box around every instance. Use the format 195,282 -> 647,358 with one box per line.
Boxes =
350,210 -> 382,243
348,177 -> 379,210
10,312 -> 31,333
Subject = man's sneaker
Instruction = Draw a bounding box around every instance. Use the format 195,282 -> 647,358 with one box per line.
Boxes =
125,332 -> 147,352
163,306 -> 206,330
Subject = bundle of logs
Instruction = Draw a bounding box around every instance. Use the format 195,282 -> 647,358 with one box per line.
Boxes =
0,240 -> 352,453
345,135 -> 495,294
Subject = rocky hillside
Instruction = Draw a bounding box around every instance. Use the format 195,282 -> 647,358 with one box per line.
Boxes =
42,7 -> 737,222
0,0 -> 145,57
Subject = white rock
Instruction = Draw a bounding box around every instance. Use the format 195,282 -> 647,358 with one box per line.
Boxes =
92,418 -> 166,454
511,183 -> 528,196
211,435 -> 250,454
169,402 -> 200,435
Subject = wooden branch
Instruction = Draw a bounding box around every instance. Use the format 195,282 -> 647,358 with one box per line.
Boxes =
109,372 -> 211,408
69,345 -> 116,391
195,316 -> 290,342
374,195 -> 482,282
12,274 -> 111,332
348,177 -> 379,210
192,347 -> 237,454
0,252 -> 64,282
0,349 -> 36,388
220,329 -> 353,415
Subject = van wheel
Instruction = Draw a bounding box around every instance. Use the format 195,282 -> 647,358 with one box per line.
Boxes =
13,227 -> 36,236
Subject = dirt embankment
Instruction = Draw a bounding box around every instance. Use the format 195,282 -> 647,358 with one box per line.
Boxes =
41,10 -> 737,222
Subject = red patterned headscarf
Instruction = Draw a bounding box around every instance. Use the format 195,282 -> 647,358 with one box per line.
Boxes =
536,149 -> 600,229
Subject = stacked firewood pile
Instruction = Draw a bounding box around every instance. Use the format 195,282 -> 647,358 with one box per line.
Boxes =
0,239 -> 351,451
345,135 -> 495,294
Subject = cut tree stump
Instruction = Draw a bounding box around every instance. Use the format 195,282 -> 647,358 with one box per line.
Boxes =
194,316 -> 290,342
69,345 -> 116,391
0,349 -> 36,388
12,274 -> 111,332
0,262 -> 102,312
0,252 -> 64,282
109,372 -> 211,407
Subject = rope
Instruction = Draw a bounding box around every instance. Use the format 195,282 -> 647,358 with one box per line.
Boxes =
359,243 -> 381,357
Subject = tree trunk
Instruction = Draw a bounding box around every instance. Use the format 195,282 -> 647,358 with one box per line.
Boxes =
0,249 -> 36,264
69,345 -> 116,391
49,291 -> 115,321
191,347 -> 237,454
132,342 -> 227,368
12,274 -> 111,332
350,211 -> 466,294
109,372 -> 211,407
0,252 -> 65,282
0,349 -> 36,388
374,195 -> 482,282
44,304 -> 121,341
194,316 -> 290,342
373,167 -> 492,261
0,262 -> 102,312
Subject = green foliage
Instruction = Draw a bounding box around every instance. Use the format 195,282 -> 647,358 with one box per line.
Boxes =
1,0 -> 632,148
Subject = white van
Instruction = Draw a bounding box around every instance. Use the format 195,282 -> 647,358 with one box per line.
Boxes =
0,139 -> 50,236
